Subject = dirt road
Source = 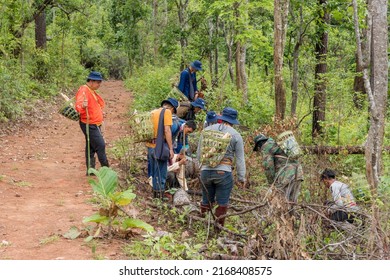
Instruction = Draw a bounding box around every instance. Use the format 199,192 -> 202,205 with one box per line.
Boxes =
0,80 -> 131,260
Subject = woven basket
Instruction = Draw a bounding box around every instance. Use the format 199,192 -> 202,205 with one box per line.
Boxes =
59,98 -> 79,121
199,130 -> 231,167
129,111 -> 154,142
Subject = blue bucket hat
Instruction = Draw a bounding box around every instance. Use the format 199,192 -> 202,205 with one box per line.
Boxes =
161,97 -> 179,114
87,71 -> 103,81
206,111 -> 218,123
190,98 -> 206,110
190,60 -> 203,71
218,107 -> 240,125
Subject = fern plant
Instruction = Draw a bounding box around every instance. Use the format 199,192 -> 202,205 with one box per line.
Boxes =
83,167 -> 153,241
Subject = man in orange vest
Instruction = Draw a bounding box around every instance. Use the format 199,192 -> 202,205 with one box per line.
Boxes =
75,71 -> 109,176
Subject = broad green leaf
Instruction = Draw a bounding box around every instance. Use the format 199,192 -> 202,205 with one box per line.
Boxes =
112,190 -> 136,206
83,213 -> 109,225
122,218 -> 154,233
88,167 -> 118,197
63,226 -> 81,240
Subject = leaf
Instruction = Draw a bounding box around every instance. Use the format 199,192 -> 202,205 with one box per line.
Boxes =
122,218 -> 154,233
112,190 -> 136,206
83,213 -> 109,225
84,236 -> 94,243
88,167 -> 118,198
63,226 -> 81,240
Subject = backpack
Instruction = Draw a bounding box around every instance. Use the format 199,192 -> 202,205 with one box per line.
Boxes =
176,100 -> 191,119
198,129 -> 232,167
276,130 -> 301,159
129,111 -> 154,143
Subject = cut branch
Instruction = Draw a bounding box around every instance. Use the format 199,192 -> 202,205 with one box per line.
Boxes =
301,145 -> 390,155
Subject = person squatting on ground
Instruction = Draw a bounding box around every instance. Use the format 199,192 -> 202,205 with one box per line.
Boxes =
253,134 -> 303,203
174,120 -> 197,155
146,98 -> 178,199
320,168 -> 359,223
197,107 -> 246,229
75,71 -> 109,175
177,60 -> 203,101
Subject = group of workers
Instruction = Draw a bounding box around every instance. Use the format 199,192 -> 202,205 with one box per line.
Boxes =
74,66 -> 360,233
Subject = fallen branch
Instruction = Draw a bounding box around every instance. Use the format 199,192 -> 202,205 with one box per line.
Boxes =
301,145 -> 390,155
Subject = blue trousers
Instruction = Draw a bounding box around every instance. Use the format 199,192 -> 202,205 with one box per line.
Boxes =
147,147 -> 168,192
200,170 -> 234,206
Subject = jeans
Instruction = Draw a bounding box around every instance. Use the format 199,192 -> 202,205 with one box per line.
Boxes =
147,147 -> 168,192
200,170 -> 234,206
80,122 -> 109,172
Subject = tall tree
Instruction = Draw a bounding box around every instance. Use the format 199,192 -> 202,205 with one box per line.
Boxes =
273,0 -> 289,119
311,0 -> 329,139
353,0 -> 389,257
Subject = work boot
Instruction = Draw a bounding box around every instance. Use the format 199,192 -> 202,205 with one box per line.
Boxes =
215,205 -> 228,228
153,190 -> 164,199
200,203 -> 212,217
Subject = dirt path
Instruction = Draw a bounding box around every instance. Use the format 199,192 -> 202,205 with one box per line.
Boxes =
0,80 -> 132,260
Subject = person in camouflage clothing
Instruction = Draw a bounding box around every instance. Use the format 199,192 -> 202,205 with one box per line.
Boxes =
253,134 -> 303,203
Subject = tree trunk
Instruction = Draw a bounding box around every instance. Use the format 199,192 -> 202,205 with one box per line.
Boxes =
240,43 -> 248,104
312,0 -> 329,140
273,0 -> 289,120
353,52 -> 366,109
290,6 -> 304,117
152,0 -> 158,61
35,10 -> 47,50
214,15 -> 219,88
176,0 -> 189,70
353,0 -> 388,258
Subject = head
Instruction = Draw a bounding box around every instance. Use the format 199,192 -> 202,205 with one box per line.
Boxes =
189,60 -> 203,72
217,107 -> 240,125
191,98 -> 206,113
253,134 -> 268,151
86,71 -> 103,90
161,97 -> 179,114
206,111 -> 218,124
320,168 -> 336,188
184,120 -> 197,134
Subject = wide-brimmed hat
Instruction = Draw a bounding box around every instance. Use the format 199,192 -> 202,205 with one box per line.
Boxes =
190,60 -> 203,71
87,71 -> 103,81
161,97 -> 179,113
190,98 -> 206,110
206,111 -> 218,123
218,107 -> 240,125
253,134 -> 268,151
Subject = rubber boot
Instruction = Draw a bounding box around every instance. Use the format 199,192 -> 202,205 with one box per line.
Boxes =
200,203 -> 212,217
153,190 -> 164,199
215,205 -> 228,229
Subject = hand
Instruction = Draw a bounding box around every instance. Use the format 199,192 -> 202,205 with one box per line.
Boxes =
178,155 -> 187,165
170,149 -> 174,160
82,100 -> 88,108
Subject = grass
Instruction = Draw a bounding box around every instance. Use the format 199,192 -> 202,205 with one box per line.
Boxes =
39,234 -> 60,245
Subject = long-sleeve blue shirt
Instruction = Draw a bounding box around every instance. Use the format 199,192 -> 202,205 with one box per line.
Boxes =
177,68 -> 198,101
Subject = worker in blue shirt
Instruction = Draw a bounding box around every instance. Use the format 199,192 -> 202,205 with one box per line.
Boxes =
177,60 -> 203,101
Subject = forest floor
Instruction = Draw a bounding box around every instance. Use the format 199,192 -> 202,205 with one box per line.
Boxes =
0,80 -> 134,260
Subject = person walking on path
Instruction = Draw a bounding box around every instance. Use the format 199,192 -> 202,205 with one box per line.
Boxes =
177,60 -> 203,101
75,71 -> 109,175
197,107 -> 246,229
253,134 -> 303,203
